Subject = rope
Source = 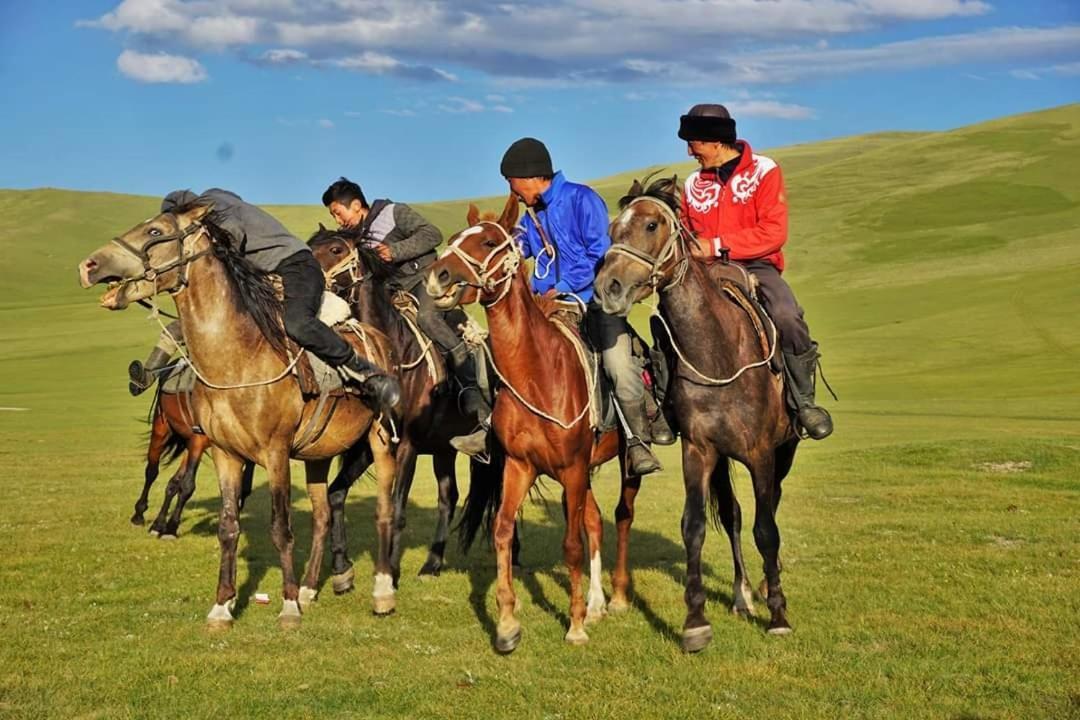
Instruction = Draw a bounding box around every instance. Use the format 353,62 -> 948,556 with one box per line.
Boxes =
476,339 -> 591,430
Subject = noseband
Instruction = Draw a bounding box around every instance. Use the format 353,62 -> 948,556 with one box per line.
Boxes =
439,222 -> 522,306
110,221 -> 211,295
606,197 -> 690,290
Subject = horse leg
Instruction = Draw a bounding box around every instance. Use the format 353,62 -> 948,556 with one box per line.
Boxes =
149,467 -> 181,537
206,451 -> 246,630
493,456 -> 534,654
299,458 -> 332,610
369,424 -> 398,616
681,441 -> 717,653
266,452 -> 301,629
749,453 -> 791,635
584,485 -> 607,624
561,464 -> 590,645
710,459 -> 754,618
239,460 -> 255,510
756,439 -> 797,600
328,443 -> 373,595
611,457 -> 641,613
420,450 -> 458,577
133,404 -> 169,526
388,441 -> 418,587
161,434 -> 210,539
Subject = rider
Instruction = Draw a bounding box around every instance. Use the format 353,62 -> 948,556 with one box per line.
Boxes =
127,188 -> 401,411
452,137 -> 673,474
321,177 -> 492,429
677,104 -> 833,439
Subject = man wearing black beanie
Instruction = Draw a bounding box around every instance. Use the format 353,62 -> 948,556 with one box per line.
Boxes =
678,104 -> 832,440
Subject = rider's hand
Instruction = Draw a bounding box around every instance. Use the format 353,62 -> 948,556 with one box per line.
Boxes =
364,241 -> 393,262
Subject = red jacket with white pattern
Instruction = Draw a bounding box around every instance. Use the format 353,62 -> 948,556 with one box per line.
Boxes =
680,141 -> 789,272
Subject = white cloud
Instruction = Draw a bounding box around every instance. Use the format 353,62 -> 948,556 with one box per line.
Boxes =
382,108 -> 419,117
725,99 -> 816,120
438,97 -> 486,113
1009,69 -> 1041,80
319,118 -> 335,128
260,48 -> 307,64
491,105 -> 514,113
116,50 -> 207,84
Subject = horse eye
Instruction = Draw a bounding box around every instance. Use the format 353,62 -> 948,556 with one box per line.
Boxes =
482,239 -> 498,248
646,222 -> 658,232
148,227 -> 162,237
331,247 -> 342,255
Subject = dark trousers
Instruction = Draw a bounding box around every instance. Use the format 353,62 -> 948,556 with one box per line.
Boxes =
740,260 -> 812,355
585,301 -> 644,408
409,278 -> 466,354
278,252 -> 354,366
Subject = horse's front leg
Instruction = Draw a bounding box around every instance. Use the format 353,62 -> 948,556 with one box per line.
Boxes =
493,456 -> 534,654
389,441 -> 418,586
133,404 -> 169,526
420,450 -> 458,577
161,434 -> 211,539
680,440 -> 718,653
611,456 -> 641,613
300,458 -> 333,610
561,463 -> 591,645
369,422 -> 398,616
266,451 -> 301,629
206,451 -> 247,630
328,443 -> 373,595
584,484 -> 607,624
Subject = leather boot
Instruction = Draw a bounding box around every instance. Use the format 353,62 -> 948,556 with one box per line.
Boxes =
622,399 -> 661,476
341,352 -> 402,413
644,391 -> 675,445
129,347 -> 172,396
449,416 -> 490,458
783,343 -> 833,440
448,343 -> 493,457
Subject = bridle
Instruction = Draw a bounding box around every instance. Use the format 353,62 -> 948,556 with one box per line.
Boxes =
321,245 -> 364,303
605,196 -> 691,291
438,221 -> 523,306
110,220 -> 211,295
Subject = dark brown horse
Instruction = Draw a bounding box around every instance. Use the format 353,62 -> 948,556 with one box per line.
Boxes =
132,385 -> 254,539
426,196 -> 641,653
307,229 -> 508,588
79,203 -> 399,628
595,178 -> 799,651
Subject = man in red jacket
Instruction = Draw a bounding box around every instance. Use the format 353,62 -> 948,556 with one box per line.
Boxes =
678,104 -> 832,439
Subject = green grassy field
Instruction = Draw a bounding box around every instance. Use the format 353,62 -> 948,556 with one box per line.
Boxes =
1,105 -> 1078,720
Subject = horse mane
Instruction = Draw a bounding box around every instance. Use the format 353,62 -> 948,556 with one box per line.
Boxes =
173,200 -> 288,355
618,172 -> 680,214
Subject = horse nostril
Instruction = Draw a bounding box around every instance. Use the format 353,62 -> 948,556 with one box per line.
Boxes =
608,278 -> 623,297
84,259 -> 97,271
438,269 -> 450,285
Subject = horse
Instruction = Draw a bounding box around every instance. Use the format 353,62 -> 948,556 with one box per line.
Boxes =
131,385 -> 255,539
594,177 -> 800,651
306,228 -> 509,588
425,195 -> 642,653
78,202 -> 400,628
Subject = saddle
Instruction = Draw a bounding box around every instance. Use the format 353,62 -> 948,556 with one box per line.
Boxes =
388,289 -> 446,386
537,298 -> 616,434
704,262 -> 783,375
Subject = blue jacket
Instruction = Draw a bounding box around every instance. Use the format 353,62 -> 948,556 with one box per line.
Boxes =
516,172 -> 611,303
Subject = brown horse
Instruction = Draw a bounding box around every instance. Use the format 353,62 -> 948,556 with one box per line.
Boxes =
132,385 -> 255,539
426,196 -> 641,653
595,178 -> 799,651
78,203 -> 399,628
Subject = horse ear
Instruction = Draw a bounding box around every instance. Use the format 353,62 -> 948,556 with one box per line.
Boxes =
498,193 -> 519,232
318,222 -> 327,232
629,178 -> 643,197
178,202 -> 213,225
466,203 -> 481,227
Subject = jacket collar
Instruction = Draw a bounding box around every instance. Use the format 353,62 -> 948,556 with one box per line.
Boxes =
360,198 -> 392,235
538,171 -> 567,208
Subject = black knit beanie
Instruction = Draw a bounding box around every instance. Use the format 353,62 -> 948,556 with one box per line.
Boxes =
500,137 -> 554,178
678,104 -> 737,144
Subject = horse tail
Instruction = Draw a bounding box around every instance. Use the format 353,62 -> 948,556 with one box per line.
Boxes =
707,457 -> 735,531
456,440 -> 506,554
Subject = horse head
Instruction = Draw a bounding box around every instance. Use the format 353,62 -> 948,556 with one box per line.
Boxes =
596,175 -> 683,317
425,193 -> 520,310
77,202 -> 213,310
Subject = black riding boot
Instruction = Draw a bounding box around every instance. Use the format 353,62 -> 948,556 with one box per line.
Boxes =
644,391 -> 675,445
448,343 -> 493,457
784,343 -> 833,440
623,399 -> 662,476
129,347 -> 172,396
341,352 -> 402,413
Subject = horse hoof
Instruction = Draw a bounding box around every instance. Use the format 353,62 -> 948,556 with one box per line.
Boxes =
372,595 -> 396,616
206,600 -> 235,631
130,516 -> 145,527
608,595 -> 631,614
147,528 -> 160,538
495,621 -> 521,654
331,567 -> 355,595
278,600 -> 302,629
418,560 -> 442,578
585,606 -> 607,626
298,586 -> 318,610
731,605 -> 755,619
681,624 -> 713,653
767,622 -> 793,636
565,626 -> 589,645
159,533 -> 178,542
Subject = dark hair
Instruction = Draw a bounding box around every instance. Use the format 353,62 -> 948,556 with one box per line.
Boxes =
322,177 -> 367,209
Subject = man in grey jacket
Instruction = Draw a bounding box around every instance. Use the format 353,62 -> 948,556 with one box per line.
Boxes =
322,178 -> 491,429
127,188 -> 400,410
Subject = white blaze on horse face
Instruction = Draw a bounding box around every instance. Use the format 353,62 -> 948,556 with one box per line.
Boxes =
439,225 -> 485,259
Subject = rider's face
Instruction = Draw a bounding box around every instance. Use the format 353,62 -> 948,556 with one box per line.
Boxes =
328,199 -> 367,229
507,177 -> 550,207
686,140 -> 726,169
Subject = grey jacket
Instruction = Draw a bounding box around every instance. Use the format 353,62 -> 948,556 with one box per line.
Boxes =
161,188 -> 309,273
359,199 -> 442,289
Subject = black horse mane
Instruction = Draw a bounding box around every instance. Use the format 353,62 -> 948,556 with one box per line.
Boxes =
172,200 -> 288,355
618,172 -> 680,214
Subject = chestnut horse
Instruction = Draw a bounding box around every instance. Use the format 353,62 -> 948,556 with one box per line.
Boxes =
132,385 -> 254,539
425,196 -> 641,653
595,178 -> 799,651
79,203 -> 398,628
307,229 -> 508,588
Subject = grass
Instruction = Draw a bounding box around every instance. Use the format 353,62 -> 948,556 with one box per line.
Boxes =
1,104 -> 1079,719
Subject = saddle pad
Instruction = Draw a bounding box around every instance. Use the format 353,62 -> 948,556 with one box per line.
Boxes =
548,312 -> 612,432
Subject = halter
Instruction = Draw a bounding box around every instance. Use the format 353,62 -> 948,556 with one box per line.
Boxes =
606,196 -> 690,291
110,220 -> 211,295
438,221 -> 522,306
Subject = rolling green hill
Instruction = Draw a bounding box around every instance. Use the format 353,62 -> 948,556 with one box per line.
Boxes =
1,105 -> 1077,719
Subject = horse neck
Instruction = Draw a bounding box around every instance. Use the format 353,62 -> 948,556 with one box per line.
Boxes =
173,246 -> 283,381
661,260 -> 756,366
484,267 -> 565,383
352,281 -> 418,359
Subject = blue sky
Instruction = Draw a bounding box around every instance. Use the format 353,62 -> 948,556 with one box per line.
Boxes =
1,1 -> 1077,204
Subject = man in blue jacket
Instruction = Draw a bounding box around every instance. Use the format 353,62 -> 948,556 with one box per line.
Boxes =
452,138 -> 669,475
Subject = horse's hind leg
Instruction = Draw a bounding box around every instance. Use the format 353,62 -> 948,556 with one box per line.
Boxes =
149,468 -> 181,537
749,452 -> 790,635
680,441 -> 718,653
709,459 -> 754,617
300,458 -> 332,610
420,450 -> 458,577
161,434 -> 211,539
134,406 -> 169,526
388,441 -> 418,586
206,451 -> 246,630
611,458 -> 641,613
328,443 -> 373,594
584,485 -> 606,624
